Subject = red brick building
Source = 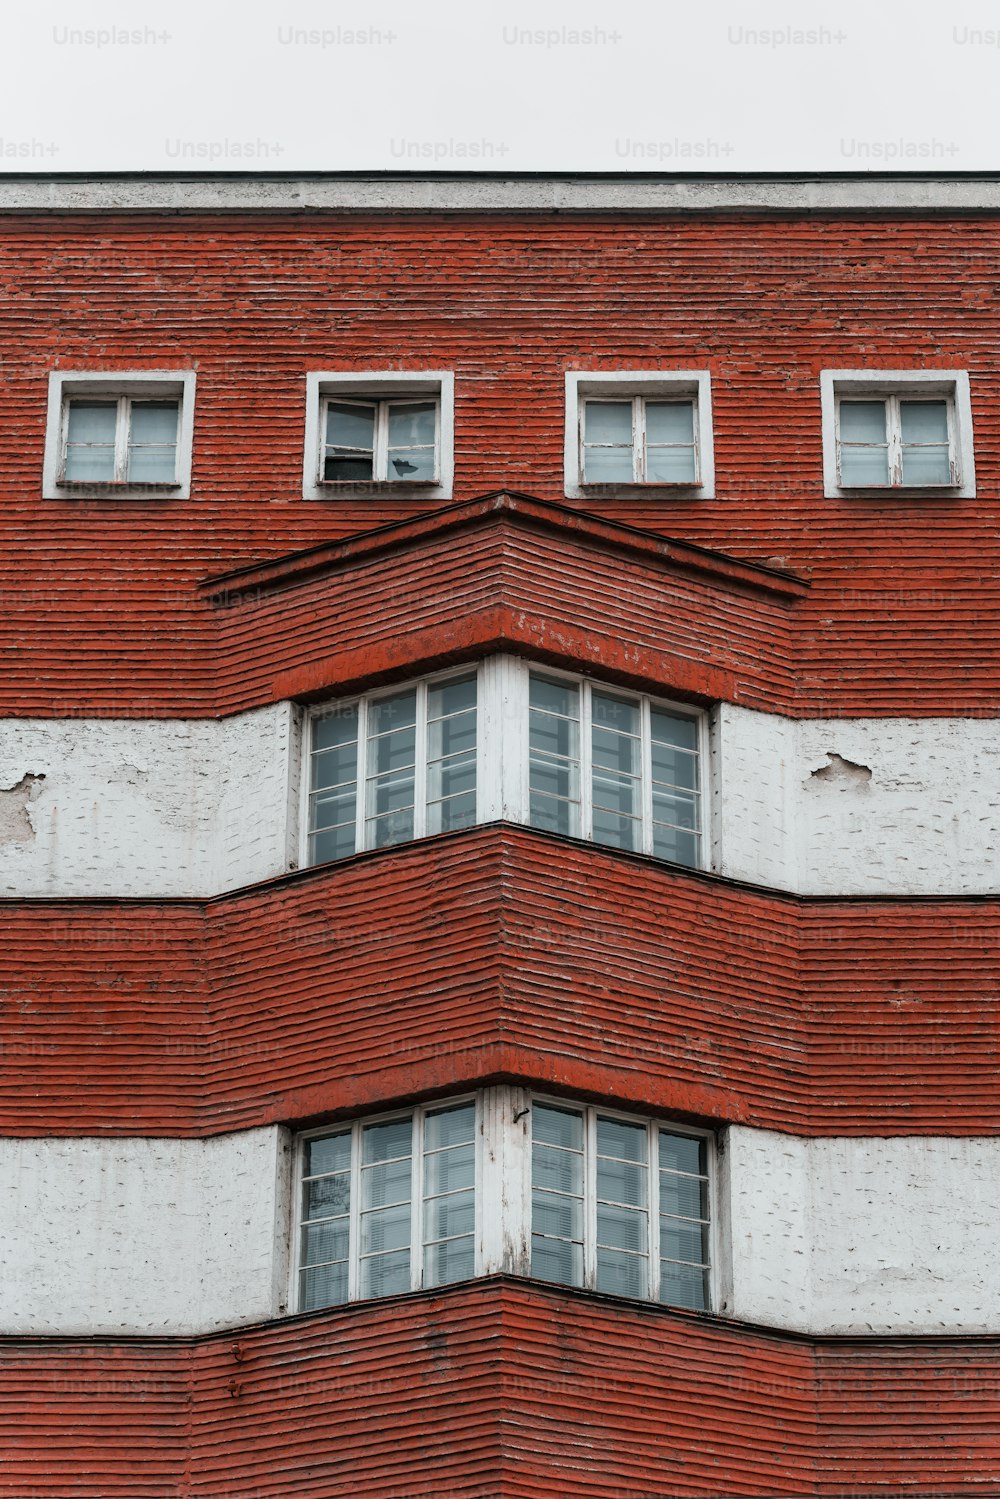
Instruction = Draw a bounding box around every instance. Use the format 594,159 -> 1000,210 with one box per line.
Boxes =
1,171 -> 998,1497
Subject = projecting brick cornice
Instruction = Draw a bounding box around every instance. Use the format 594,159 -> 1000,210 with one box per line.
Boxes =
2,826 -> 995,1139
198,491 -> 808,714
4,1280 -> 1000,1496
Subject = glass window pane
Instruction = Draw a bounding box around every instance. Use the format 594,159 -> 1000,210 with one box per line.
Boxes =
645,401 -> 694,443
367,808 -> 415,848
429,758 -> 476,803
387,401 -> 436,447
361,1202 -> 410,1254
362,1157 -> 412,1210
309,822 -> 357,864
652,825 -> 700,867
597,1202 -> 647,1253
598,1117 -> 648,1163
428,676 -> 477,719
362,1117 -> 413,1165
593,768 -> 640,814
313,706 -> 358,753
424,1103 -> 475,1151
597,1247 -> 647,1299
424,1237 -> 474,1287
423,1144 -> 475,1196
424,1193 -> 475,1242
532,1143 -> 584,1196
305,1134 -> 352,1178
529,676 -> 579,719
324,455 -> 374,481
900,400 -> 948,443
597,1158 -> 647,1209
361,1249 -> 410,1299
582,445 -> 634,483
369,690 -> 416,737
584,401 -> 632,443
306,1172 -> 351,1219
529,792 -> 579,837
326,402 -> 375,450
592,695 -> 639,739
387,447 -> 436,481
592,808 -> 641,852
660,1219 -> 709,1264
129,402 -> 179,445
302,1219 -> 350,1265
301,1261 -> 348,1310
533,1105 -> 584,1151
651,788 -> 699,832
659,1133 -> 707,1176
64,446 -> 117,481
311,743 -> 358,796
901,446 -> 952,485
428,790 -> 477,833
532,1189 -> 584,1242
127,446 -> 177,483
646,447 -> 697,483
840,446 -> 890,486
66,401 -> 117,443
368,771 -> 415,818
531,1234 -> 583,1287
427,710 -> 477,764
660,1171 -> 709,1222
660,1262 -> 709,1311
839,400 -> 886,442
530,713 -> 579,766
650,741 -> 698,791
650,709 -> 699,753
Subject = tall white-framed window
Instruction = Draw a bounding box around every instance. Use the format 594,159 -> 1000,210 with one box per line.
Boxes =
292,1087 -> 717,1316
303,371 -> 454,500
43,370 -> 197,500
529,1098 -> 714,1310
527,669 -> 705,868
297,1096 -> 479,1310
564,371 -> 714,499
306,667 -> 480,865
303,658 -> 708,872
820,370 -> 975,498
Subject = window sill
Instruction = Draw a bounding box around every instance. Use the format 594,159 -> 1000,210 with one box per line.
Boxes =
48,481 -> 183,498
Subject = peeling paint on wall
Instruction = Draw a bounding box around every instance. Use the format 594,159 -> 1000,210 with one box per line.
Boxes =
0,773 -> 45,843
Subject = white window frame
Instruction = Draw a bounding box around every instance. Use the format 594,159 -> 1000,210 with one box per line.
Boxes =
302,657 -> 709,874
526,1094 -> 717,1311
523,662 -> 709,870
820,370 -> 975,499
302,662 -> 485,868
291,1086 -> 717,1315
293,1094 -> 483,1310
564,371 -> 714,499
43,370 -> 196,500
303,371 -> 454,501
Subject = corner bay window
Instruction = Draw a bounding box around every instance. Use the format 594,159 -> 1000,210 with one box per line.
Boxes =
305,660 -> 706,870
296,1090 -> 714,1314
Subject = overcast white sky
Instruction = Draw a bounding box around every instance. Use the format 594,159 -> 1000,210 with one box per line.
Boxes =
1,0 -> 997,173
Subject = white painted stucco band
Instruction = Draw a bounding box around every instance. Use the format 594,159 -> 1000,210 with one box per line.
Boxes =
4,1124 -> 998,1337
3,174 -> 1000,214
1,702 -> 996,898
0,1128 -> 291,1336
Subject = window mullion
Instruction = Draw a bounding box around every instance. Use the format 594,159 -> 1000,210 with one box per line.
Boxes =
633,396 -> 644,483
374,402 -> 389,481
348,1120 -> 362,1302
355,696 -> 368,853
412,1109 -> 424,1293
584,1109 -> 598,1289
640,698 -> 654,856
580,681 -> 593,841
414,680 -> 428,840
115,395 -> 130,482
888,395 -> 903,485
648,1121 -> 660,1302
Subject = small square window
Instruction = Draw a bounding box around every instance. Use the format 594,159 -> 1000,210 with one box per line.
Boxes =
820,371 -> 975,498
43,371 -> 196,499
565,372 -> 714,499
304,372 -> 454,500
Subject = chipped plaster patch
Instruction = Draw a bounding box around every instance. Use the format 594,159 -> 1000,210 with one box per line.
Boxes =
0,773 -> 46,843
